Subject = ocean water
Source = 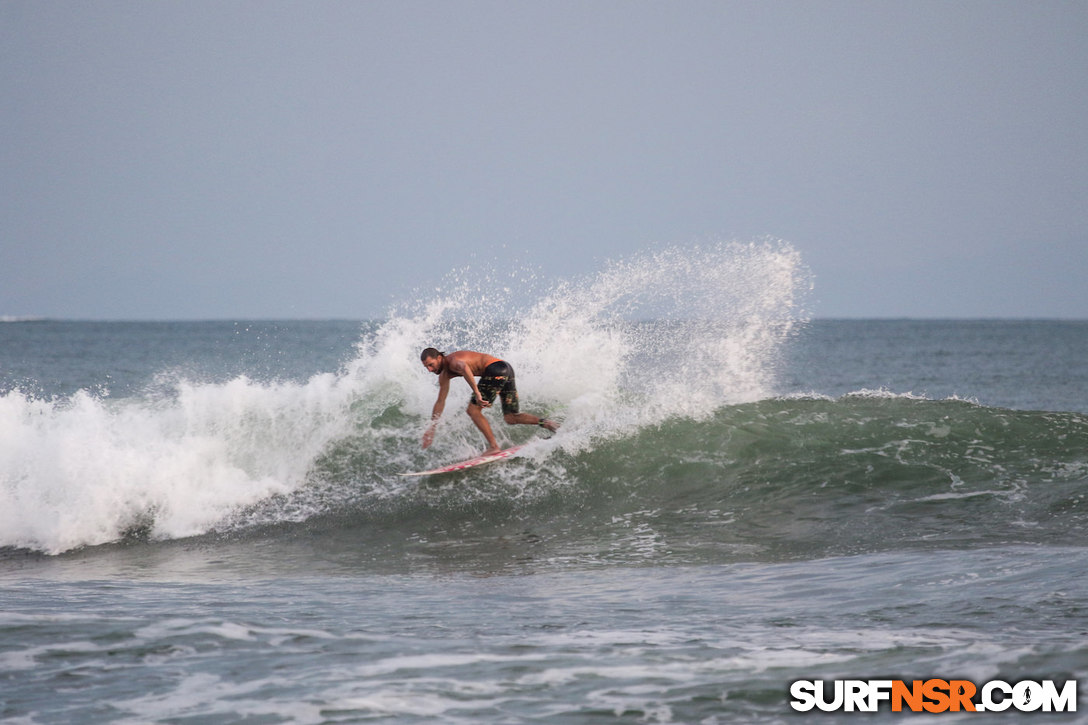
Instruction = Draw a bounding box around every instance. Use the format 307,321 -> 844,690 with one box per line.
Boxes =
2,243 -> 1087,723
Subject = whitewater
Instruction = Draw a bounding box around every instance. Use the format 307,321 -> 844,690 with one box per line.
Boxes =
0,240 -> 806,554
2,240 -> 1086,723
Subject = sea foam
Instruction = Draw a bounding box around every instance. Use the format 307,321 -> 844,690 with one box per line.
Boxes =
0,239 -> 809,553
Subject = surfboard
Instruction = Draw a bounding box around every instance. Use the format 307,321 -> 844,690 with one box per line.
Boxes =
399,444 -> 525,477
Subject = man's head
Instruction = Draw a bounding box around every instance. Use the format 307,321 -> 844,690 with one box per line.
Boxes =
420,347 -> 444,374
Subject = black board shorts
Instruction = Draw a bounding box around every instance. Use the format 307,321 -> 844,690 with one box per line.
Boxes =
472,360 -> 519,414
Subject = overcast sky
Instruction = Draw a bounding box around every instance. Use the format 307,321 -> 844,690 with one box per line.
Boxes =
2,1 -> 1086,319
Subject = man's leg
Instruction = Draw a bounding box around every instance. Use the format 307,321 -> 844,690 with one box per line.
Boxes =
503,412 -> 559,431
467,403 -> 501,454
498,378 -> 558,432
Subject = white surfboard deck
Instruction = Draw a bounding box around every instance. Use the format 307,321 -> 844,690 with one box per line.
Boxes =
399,444 -> 525,477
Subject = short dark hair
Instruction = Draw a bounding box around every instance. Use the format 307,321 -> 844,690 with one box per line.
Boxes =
420,347 -> 443,362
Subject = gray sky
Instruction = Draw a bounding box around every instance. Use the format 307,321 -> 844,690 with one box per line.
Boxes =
3,0 -> 1086,319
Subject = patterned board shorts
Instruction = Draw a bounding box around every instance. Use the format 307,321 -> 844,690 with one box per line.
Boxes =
472,360 -> 520,414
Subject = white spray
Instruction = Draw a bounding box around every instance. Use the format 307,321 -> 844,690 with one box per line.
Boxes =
0,239 -> 809,553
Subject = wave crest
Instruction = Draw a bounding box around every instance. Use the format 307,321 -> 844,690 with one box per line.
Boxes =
2,240 -> 810,554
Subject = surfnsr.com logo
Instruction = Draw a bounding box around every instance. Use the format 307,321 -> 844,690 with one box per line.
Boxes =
790,679 -> 1077,713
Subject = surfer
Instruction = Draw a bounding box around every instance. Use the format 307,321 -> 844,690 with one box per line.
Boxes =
420,348 -> 559,455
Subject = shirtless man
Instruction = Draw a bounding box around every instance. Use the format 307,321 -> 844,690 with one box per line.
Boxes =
420,348 -> 559,455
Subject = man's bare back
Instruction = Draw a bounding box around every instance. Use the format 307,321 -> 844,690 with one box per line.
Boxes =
439,351 -> 501,380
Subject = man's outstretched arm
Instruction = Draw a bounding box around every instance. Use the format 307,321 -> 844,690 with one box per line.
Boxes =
422,374 -> 450,449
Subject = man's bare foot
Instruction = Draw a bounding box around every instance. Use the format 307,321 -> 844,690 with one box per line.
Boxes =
480,446 -> 502,456
539,419 -> 559,433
